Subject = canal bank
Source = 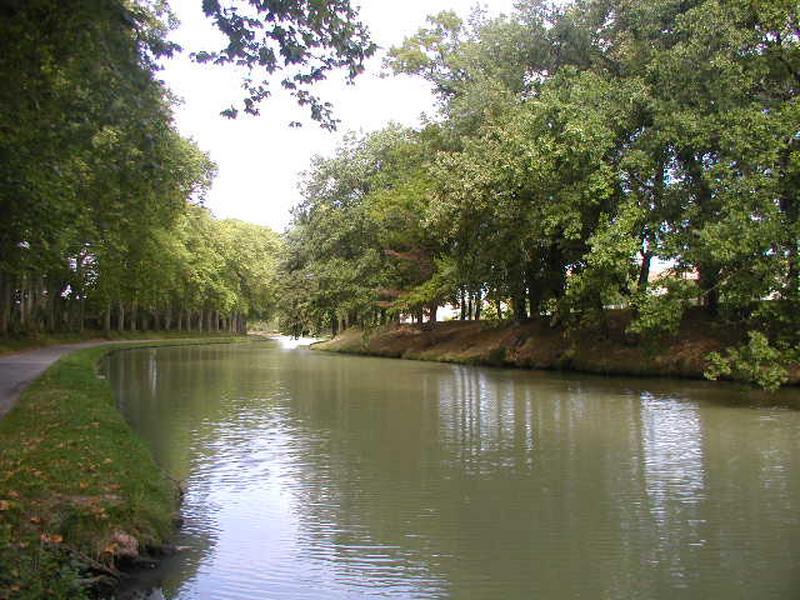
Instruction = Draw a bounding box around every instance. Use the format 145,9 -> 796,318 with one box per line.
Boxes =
311,315 -> 800,386
0,337 -> 249,599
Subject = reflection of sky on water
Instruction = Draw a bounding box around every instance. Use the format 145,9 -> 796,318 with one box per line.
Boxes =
173,403 -> 447,599
274,335 -> 320,350
147,349 -> 158,396
640,394 -> 707,585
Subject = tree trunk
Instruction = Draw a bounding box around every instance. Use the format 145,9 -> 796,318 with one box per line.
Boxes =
130,301 -> 137,332
512,292 -> 528,322
697,263 -> 720,316
0,272 -> 9,336
788,242 -> 799,302
637,251 -> 652,293
32,277 -> 43,332
19,275 -> 27,329
118,302 -> 125,333
780,183 -> 798,302
104,302 -> 112,336
45,281 -> 57,333
428,302 -> 437,324
778,141 -> 799,302
78,296 -> 85,334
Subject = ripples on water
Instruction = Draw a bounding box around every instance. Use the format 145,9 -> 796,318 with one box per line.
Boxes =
109,343 -> 800,599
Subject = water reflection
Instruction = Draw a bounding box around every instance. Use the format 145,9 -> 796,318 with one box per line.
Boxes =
438,367 -> 536,475
640,395 -> 707,587
108,343 -> 800,599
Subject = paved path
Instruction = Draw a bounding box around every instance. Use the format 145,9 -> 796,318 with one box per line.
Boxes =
0,341 -> 155,419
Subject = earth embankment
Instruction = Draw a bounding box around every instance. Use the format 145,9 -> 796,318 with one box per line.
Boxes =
313,313 -> 799,383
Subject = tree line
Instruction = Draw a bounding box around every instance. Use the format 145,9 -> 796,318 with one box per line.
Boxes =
277,0 -> 799,386
1,0 -> 372,336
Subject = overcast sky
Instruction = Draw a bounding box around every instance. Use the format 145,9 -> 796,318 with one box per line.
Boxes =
160,0 -> 516,232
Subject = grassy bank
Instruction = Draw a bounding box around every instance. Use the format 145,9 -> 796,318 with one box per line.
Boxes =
0,337 -> 248,599
0,330 -> 244,357
313,314 -> 800,385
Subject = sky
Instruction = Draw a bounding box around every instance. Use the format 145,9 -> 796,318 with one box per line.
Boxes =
159,0 -> 516,232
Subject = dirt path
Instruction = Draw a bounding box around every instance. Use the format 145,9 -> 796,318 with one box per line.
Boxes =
0,340 -> 155,419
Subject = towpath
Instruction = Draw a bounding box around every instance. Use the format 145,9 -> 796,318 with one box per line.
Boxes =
0,341 -> 153,419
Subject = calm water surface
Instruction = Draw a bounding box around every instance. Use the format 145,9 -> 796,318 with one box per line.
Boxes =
107,341 -> 800,599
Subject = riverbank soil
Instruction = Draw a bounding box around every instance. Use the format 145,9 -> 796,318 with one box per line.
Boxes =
313,310 -> 800,384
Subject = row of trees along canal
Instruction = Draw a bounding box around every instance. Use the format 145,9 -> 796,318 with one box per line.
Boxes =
277,0 -> 799,383
0,0 -> 374,336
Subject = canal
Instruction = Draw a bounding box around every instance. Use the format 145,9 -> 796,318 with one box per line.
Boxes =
107,340 -> 800,599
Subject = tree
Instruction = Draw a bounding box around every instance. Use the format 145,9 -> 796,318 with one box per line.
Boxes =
196,0 -> 376,128
276,0 -> 799,387
0,0 -> 282,336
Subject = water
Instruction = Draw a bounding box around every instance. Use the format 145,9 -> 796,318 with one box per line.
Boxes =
107,341 -> 800,599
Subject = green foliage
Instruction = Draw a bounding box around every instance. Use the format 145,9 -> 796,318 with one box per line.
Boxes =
276,125 -> 446,333
277,0 -> 798,385
198,0 -> 376,128
627,279 -> 697,339
0,0 -> 285,337
704,331 -> 796,392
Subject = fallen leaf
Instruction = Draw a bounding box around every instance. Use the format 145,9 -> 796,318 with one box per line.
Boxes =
40,533 -> 63,544
0,500 -> 10,511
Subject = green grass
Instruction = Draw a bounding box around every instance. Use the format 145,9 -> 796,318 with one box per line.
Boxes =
0,337 -> 251,599
0,329 -> 245,356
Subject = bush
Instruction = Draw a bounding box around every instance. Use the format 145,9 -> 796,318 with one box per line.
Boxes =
627,279 -> 696,339
704,331 -> 795,391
